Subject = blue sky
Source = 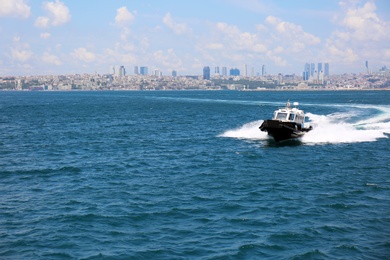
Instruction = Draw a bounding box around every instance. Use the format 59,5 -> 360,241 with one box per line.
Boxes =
1,0 -> 389,76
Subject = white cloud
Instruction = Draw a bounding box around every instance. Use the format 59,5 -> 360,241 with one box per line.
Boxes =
205,43 -> 224,50
71,48 -> 96,63
115,6 -> 135,26
265,16 -> 321,50
339,1 -> 389,41
213,22 -> 267,53
0,0 -> 31,19
40,32 -> 51,39
9,37 -> 33,62
35,0 -> 71,28
42,52 -> 62,65
35,17 -> 50,28
153,49 -> 183,69
11,47 -> 33,62
325,1 -> 389,67
163,13 -> 190,35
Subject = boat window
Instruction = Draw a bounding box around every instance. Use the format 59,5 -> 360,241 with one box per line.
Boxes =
275,112 -> 287,120
289,113 -> 295,121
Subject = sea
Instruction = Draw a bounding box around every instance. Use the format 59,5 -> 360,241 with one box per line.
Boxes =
1,90 -> 389,259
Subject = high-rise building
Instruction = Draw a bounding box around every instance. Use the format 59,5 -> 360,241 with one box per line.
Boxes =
262,65 -> 266,76
310,63 -> 315,76
222,67 -> 227,76
324,63 -> 329,77
230,68 -> 240,76
110,66 -> 115,75
244,64 -> 247,77
140,66 -> 148,75
116,65 -> 125,78
172,70 -> 177,77
318,63 -> 323,74
215,66 -> 220,75
303,63 -> 310,80
134,66 -> 139,75
203,66 -> 210,80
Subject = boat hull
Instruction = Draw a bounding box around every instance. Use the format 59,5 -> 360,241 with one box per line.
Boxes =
259,120 -> 312,142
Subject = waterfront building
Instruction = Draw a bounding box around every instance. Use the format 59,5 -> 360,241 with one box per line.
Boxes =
203,66 -> 210,80
310,63 -> 315,76
324,63 -> 329,77
154,70 -> 162,77
318,63 -> 323,75
303,63 -> 310,80
230,68 -> 240,76
110,66 -> 115,75
222,67 -> 227,76
140,66 -> 148,75
116,65 -> 125,78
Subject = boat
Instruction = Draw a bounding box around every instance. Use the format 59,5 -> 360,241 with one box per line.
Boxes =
259,100 -> 313,142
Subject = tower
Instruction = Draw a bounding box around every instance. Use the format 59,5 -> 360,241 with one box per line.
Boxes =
318,63 -> 323,74
222,67 -> 227,76
140,66 -> 148,75
110,66 -> 115,75
203,66 -> 210,80
324,63 -> 329,77
303,63 -> 310,80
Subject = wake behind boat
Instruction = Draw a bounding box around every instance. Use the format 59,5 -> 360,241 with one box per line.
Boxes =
259,100 -> 313,142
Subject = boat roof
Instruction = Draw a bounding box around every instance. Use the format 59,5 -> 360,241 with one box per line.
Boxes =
275,100 -> 305,115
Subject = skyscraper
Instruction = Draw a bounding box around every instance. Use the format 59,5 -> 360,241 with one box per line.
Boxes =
324,63 -> 329,77
172,70 -> 177,77
262,65 -> 266,76
110,65 -> 115,75
310,63 -> 315,76
134,66 -> 139,75
140,66 -> 148,75
215,66 -> 220,75
116,65 -> 125,78
203,66 -> 210,80
303,63 -> 310,80
229,68 -> 240,76
222,67 -> 227,76
318,63 -> 323,74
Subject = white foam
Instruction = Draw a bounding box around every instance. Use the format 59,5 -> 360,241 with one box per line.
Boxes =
220,107 -> 390,145
302,112 -> 388,144
219,120 -> 268,140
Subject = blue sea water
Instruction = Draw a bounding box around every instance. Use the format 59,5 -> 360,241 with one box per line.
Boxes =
1,90 -> 389,259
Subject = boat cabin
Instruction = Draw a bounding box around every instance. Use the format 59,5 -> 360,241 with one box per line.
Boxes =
272,101 -> 306,124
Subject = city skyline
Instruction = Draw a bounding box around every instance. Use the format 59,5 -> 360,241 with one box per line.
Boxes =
1,0 -> 389,76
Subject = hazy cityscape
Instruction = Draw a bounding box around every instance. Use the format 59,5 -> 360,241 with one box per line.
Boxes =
1,62 -> 389,91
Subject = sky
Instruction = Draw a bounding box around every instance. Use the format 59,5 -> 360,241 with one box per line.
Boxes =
1,0 -> 389,76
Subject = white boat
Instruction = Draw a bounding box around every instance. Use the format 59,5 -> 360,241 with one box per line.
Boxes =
259,100 -> 313,142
